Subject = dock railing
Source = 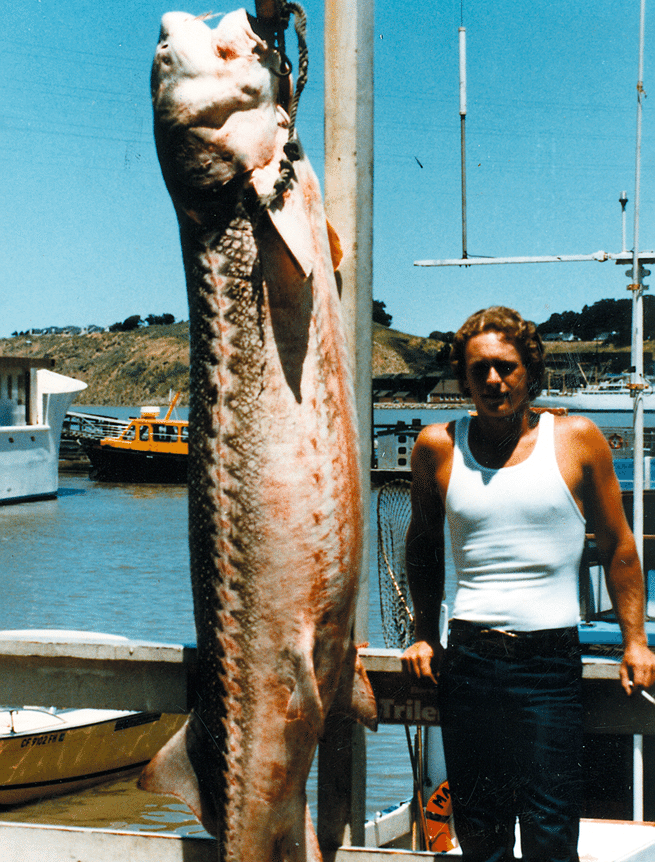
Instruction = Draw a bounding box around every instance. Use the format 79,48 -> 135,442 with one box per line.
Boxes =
63,411 -> 129,441
0,632 -> 653,861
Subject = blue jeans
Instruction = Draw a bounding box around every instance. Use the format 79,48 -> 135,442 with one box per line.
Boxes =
439,622 -> 583,862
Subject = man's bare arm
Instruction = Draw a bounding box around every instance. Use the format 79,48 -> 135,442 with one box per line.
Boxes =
401,429 -> 447,683
580,420 -> 655,694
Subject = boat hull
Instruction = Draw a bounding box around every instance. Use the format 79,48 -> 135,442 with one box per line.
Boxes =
0,369 -> 86,504
0,710 -> 184,806
82,440 -> 187,484
0,427 -> 59,504
534,391 -> 655,413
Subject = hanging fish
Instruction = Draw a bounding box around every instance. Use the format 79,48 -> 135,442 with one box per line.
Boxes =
140,7 -> 377,861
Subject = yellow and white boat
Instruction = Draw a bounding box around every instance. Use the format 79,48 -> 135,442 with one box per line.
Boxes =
0,704 -> 183,806
81,393 -> 188,483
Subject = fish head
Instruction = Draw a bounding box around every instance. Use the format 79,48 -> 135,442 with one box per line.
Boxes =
151,9 -> 287,212
152,11 -> 271,92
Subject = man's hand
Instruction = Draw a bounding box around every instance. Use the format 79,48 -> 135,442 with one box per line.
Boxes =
621,641 -> 655,696
401,640 -> 444,685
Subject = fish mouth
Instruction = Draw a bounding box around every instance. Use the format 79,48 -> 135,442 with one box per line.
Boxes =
153,9 -> 273,90
154,12 -> 225,77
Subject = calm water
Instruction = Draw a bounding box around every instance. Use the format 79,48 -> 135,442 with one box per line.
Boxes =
0,469 -> 442,832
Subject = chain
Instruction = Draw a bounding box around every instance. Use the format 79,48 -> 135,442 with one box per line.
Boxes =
256,1 -> 308,212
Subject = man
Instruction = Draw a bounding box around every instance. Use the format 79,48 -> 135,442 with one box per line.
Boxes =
401,306 -> 655,862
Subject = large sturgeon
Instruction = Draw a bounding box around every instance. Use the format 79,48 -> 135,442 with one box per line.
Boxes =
140,8 -> 378,861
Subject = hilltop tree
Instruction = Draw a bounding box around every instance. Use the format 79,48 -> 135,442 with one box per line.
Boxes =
428,330 -> 454,342
145,313 -> 176,326
373,299 -> 392,327
109,314 -> 142,332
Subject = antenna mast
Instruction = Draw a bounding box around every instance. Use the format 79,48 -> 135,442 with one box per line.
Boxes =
459,25 -> 467,259
631,0 -> 647,578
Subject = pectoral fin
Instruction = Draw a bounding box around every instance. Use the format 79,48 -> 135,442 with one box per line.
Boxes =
326,219 -> 343,271
286,648 -> 325,732
328,643 -> 378,731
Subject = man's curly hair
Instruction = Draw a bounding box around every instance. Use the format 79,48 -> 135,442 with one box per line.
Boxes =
450,306 -> 545,400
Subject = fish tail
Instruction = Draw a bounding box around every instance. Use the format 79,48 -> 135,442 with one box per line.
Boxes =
138,713 -> 220,837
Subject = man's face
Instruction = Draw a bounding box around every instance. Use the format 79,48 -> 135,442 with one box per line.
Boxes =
463,330 -> 530,419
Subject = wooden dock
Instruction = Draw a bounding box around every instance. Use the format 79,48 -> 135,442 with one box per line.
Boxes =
1,632 -> 655,860
4,819 -> 655,862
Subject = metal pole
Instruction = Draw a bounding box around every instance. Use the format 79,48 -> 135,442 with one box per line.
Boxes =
417,251 -> 613,266
621,191 -> 629,253
634,735 -> 645,821
319,0 -> 374,851
324,0 -> 374,652
414,250 -> 655,267
459,27 -> 468,259
632,0 -> 646,569
253,0 -> 278,19
631,0 -> 646,822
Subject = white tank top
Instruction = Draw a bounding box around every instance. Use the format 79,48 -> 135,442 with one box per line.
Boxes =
446,411 -> 586,631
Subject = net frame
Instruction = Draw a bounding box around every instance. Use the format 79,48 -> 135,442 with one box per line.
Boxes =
377,479 -> 415,649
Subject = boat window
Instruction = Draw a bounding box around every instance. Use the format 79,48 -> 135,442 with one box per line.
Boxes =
16,373 -> 24,405
7,375 -> 12,400
181,426 -> 189,443
139,425 -> 150,441
122,425 -> 136,441
152,424 -> 177,442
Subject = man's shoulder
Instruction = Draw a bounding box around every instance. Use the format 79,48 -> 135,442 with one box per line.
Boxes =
410,421 -> 457,487
411,421 -> 456,465
416,420 -> 457,449
552,412 -> 603,435
551,412 -> 609,453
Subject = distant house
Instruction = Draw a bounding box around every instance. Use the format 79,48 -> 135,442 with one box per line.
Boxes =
373,374 -> 444,404
543,332 -> 579,342
428,379 -> 469,404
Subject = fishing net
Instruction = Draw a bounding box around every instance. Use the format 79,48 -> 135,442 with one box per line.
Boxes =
377,479 -> 415,649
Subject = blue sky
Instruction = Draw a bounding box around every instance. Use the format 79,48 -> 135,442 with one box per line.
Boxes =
1,1 -> 653,338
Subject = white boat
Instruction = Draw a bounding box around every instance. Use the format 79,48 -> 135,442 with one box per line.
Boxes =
534,377 -> 655,414
0,357 -> 87,503
0,704 -> 184,806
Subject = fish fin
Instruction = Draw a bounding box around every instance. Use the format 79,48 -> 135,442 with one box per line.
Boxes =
265,200 -> 315,278
329,644 -> 379,731
251,118 -> 341,280
251,131 -> 330,279
138,717 -> 219,837
326,219 -> 343,271
286,651 -> 325,731
350,650 -> 379,730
